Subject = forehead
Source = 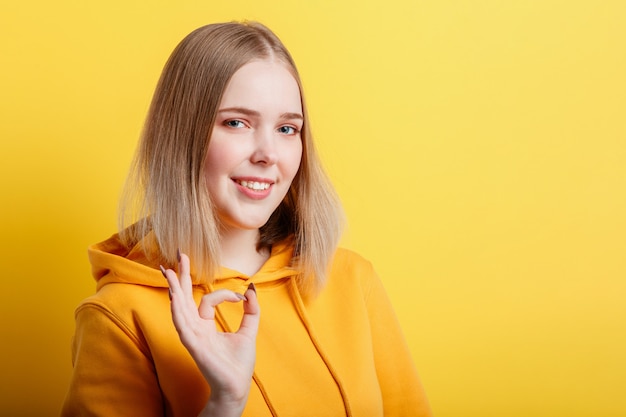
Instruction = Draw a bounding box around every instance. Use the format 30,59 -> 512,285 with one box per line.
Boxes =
219,59 -> 302,112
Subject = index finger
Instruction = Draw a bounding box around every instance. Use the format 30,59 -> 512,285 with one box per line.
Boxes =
237,283 -> 261,339
177,251 -> 193,298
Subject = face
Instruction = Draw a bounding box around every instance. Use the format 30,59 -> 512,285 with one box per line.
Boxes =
204,59 -> 303,234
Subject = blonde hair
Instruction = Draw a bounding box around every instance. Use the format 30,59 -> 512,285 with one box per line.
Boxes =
119,21 -> 343,295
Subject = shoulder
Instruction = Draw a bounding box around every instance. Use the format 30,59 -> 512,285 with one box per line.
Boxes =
77,282 -> 165,316
330,247 -> 376,275
325,247 -> 380,294
73,283 -> 171,344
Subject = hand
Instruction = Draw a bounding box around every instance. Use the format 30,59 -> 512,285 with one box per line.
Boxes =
161,253 -> 260,416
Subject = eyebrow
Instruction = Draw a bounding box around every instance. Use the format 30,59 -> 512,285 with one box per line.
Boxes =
218,106 -> 303,121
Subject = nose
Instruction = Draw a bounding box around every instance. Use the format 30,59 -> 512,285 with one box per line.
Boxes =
251,127 -> 278,165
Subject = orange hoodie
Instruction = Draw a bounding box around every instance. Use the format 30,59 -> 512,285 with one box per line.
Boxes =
62,233 -> 432,416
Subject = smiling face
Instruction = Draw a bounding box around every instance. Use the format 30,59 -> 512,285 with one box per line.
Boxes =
203,59 -> 304,235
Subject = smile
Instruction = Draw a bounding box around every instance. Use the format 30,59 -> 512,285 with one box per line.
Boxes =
235,180 -> 272,191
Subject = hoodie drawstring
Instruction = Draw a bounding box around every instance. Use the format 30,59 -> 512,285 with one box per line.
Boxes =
287,276 -> 353,417
207,282 -> 279,417
207,277 -> 352,417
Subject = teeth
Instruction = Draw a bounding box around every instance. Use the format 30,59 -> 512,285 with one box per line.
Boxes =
239,180 -> 270,191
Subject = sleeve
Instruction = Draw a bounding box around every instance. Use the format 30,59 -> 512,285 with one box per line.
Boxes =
61,302 -> 164,417
363,267 -> 433,417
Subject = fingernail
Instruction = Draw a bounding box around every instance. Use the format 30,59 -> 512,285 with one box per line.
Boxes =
177,248 -> 181,263
159,265 -> 167,278
248,282 -> 256,294
235,292 -> 248,302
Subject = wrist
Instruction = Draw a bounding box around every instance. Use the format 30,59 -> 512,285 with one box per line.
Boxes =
198,392 -> 248,417
198,401 -> 245,417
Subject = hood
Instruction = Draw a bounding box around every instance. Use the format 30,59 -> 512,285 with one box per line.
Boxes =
88,232 -> 298,291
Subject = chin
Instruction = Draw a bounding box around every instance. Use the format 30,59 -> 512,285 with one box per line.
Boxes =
224,216 -> 273,231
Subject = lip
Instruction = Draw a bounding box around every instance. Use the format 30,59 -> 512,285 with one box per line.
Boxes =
231,177 -> 275,200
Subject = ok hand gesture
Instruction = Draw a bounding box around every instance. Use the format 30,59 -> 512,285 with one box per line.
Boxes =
161,252 -> 260,417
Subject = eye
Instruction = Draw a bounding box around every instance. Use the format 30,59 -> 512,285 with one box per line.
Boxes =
278,125 -> 299,135
224,119 -> 246,128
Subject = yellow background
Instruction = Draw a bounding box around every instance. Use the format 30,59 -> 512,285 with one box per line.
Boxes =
1,1 -> 624,415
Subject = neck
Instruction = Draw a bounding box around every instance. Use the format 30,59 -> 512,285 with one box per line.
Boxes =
219,227 -> 270,276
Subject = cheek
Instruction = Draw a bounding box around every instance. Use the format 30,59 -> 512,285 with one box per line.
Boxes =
203,153 -> 221,185
204,138 -> 240,177
203,143 -> 232,193
205,137 -> 225,162
285,142 -> 304,179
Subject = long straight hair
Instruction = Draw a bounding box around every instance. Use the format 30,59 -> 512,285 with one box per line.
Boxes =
119,21 -> 344,295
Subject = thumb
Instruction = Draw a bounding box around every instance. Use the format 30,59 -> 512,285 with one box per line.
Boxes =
198,289 -> 247,320
237,283 -> 260,339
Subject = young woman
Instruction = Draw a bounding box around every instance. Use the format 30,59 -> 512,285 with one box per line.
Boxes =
62,21 -> 432,417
